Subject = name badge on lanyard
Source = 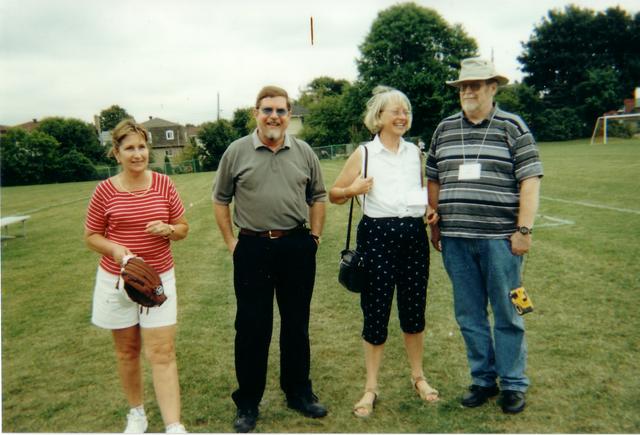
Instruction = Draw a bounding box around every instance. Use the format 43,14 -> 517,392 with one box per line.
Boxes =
458,162 -> 481,180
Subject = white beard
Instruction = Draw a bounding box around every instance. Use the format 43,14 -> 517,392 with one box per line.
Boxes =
264,128 -> 282,141
461,100 -> 480,114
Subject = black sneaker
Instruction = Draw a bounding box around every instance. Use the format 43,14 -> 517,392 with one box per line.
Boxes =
461,384 -> 500,407
287,393 -> 328,418
500,390 -> 526,414
233,407 -> 258,433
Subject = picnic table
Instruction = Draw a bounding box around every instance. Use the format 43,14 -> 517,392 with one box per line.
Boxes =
1,215 -> 31,239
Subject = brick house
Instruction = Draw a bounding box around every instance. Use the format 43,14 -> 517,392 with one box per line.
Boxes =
140,117 -> 188,162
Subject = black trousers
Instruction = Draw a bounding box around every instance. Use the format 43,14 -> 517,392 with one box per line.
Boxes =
231,231 -> 318,409
357,216 -> 429,345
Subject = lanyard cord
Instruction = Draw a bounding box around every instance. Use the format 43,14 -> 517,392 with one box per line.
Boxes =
461,110 -> 496,164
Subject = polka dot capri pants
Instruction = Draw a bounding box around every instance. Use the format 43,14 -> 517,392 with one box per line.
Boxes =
356,215 -> 430,345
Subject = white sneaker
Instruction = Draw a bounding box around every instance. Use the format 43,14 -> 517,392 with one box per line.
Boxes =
124,408 -> 148,433
165,423 -> 187,433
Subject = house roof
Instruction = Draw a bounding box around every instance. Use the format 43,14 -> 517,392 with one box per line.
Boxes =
291,104 -> 309,117
185,125 -> 201,137
14,119 -> 40,131
141,117 -> 182,128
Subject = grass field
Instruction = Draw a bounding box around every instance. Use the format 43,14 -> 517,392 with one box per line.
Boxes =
2,138 -> 639,433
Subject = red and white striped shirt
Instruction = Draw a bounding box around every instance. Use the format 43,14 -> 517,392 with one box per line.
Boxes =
85,171 -> 185,275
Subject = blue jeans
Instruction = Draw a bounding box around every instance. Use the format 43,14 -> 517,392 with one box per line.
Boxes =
441,237 -> 529,392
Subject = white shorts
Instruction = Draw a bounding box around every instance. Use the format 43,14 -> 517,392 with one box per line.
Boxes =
91,266 -> 178,329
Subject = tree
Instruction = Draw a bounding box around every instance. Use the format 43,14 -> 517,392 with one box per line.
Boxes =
35,117 -> 106,163
163,154 -> 174,175
0,128 -> 60,186
99,105 -> 133,132
518,5 -> 640,136
300,94 -> 351,147
297,76 -> 350,107
54,149 -> 98,183
340,80 -> 376,144
495,83 -> 543,132
197,119 -> 236,170
231,107 -> 254,138
356,2 -> 477,140
533,107 -> 584,142
574,67 -> 624,130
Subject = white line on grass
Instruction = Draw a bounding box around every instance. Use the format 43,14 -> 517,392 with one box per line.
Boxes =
541,196 -> 640,215
536,215 -> 575,228
19,197 -> 91,215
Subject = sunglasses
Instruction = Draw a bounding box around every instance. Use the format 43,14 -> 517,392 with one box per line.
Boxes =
259,107 -> 289,117
458,82 -> 486,92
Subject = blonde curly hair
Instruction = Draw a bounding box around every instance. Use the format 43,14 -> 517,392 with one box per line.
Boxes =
363,86 -> 412,134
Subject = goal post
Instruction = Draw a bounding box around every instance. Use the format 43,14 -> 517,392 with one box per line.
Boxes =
591,113 -> 640,144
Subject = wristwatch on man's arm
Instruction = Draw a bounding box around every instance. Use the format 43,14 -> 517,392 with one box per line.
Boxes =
517,226 -> 532,235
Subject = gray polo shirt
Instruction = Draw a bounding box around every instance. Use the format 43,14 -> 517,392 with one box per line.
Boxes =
213,131 -> 327,231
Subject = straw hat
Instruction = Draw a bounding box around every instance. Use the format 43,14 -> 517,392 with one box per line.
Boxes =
446,57 -> 509,87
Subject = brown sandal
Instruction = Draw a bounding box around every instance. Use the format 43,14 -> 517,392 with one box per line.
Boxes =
412,375 -> 439,402
353,388 -> 378,418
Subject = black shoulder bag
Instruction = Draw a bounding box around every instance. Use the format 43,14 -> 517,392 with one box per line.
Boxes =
338,146 -> 368,293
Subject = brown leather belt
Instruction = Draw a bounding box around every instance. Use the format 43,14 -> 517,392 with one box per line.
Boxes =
239,228 -> 304,239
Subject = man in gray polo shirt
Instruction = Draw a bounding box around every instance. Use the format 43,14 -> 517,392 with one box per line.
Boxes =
427,58 -> 543,414
213,85 -> 327,432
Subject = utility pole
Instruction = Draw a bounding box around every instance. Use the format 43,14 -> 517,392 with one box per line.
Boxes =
217,92 -> 220,121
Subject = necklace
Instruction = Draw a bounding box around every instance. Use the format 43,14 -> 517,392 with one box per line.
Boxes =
460,110 -> 496,163
115,172 -> 152,197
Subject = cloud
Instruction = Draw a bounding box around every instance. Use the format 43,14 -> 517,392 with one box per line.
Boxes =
1,0 -> 638,126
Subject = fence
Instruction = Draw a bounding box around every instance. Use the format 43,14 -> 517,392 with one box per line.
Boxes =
311,143 -> 357,160
312,138 -> 423,159
94,159 -> 202,179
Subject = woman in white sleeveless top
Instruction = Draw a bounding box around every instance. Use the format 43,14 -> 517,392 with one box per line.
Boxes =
330,86 -> 439,417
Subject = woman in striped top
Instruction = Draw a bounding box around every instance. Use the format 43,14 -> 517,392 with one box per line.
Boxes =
84,119 -> 189,433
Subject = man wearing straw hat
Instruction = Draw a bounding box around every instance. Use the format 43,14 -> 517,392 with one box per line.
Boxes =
426,58 -> 543,414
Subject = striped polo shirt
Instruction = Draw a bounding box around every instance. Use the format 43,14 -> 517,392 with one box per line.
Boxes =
426,105 -> 543,239
85,171 -> 185,274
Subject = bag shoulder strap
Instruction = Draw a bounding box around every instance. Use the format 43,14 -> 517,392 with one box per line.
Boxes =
418,144 -> 424,188
345,146 -> 368,250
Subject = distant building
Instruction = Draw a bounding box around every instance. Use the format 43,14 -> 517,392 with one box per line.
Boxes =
287,104 -> 309,136
99,131 -> 112,147
14,119 -> 40,132
140,117 -> 188,162
185,124 -> 203,147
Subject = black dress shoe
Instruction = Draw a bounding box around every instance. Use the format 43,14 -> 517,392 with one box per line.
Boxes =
287,393 -> 328,418
500,390 -> 526,414
233,407 -> 258,433
461,384 -> 500,407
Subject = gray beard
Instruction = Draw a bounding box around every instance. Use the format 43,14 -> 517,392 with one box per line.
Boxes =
264,129 -> 282,141
461,101 -> 480,114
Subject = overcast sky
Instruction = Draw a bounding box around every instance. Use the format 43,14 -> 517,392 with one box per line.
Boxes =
1,0 -> 637,127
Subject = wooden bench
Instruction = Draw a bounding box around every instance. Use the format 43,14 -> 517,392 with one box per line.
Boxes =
1,215 -> 31,239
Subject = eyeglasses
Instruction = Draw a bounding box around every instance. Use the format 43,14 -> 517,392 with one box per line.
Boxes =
259,107 -> 289,117
382,109 -> 411,117
458,82 -> 485,92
